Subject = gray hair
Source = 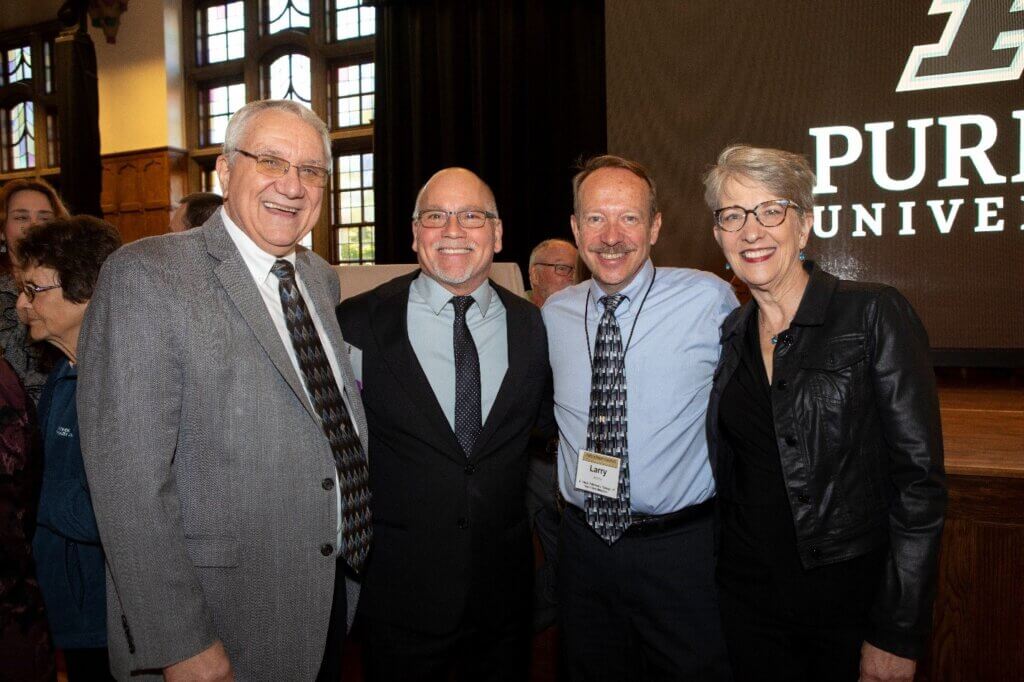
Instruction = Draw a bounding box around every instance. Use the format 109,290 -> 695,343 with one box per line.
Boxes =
703,145 -> 816,214
222,99 -> 331,167
529,238 -> 576,267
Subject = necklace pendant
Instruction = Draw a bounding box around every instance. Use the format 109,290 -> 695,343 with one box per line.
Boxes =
770,335 -> 779,345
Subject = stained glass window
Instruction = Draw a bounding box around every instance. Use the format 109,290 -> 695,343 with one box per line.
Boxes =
267,0 -> 310,34
201,167 -> 223,195
200,1 -> 244,64
334,0 -> 374,41
43,40 -> 53,93
2,102 -> 36,172
46,110 -> 58,167
201,81 -> 246,145
6,46 -> 31,85
268,53 -> 311,107
332,152 -> 374,263
335,62 -> 374,128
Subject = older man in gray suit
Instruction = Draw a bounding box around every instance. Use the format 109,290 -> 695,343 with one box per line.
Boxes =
78,99 -> 370,681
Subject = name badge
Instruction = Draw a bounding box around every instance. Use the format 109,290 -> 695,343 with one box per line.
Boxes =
574,449 -> 621,499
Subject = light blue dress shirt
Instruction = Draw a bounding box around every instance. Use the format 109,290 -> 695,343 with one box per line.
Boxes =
542,259 -> 738,515
407,273 -> 509,430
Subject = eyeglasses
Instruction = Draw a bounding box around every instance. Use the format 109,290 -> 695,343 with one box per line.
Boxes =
713,199 -> 801,232
233,149 -> 330,188
413,209 -> 498,229
21,282 -> 61,302
535,263 -> 575,277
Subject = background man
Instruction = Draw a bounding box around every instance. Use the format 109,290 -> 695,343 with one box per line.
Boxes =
525,238 -> 577,307
336,168 -> 551,681
542,155 -> 737,680
523,237 -> 578,631
169,191 -> 224,232
78,99 -> 369,681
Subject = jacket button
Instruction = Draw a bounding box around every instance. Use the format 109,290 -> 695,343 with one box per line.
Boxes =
320,543 -> 334,556
797,494 -> 810,504
784,435 -> 797,447
457,517 -> 469,529
464,464 -> 475,475
809,547 -> 821,558
322,477 -> 335,491
776,379 -> 788,391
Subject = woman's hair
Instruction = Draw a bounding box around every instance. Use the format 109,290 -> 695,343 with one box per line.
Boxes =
18,215 -> 122,304
0,179 -> 70,271
702,145 -> 816,214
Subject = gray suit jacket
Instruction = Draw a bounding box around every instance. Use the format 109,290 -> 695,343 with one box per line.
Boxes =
78,213 -> 366,680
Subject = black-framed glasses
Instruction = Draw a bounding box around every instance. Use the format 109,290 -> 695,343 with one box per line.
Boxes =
233,148 -> 330,188
21,282 -> 61,302
413,209 -> 498,229
535,262 -> 575,277
713,199 -> 801,232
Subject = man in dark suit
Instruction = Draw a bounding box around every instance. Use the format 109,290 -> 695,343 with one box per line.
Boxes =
336,168 -> 550,681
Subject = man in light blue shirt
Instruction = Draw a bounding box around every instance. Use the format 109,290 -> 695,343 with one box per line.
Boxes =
542,155 -> 736,680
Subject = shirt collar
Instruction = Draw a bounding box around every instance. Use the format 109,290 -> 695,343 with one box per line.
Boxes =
221,207 -> 297,285
587,258 -> 655,316
412,271 -> 496,317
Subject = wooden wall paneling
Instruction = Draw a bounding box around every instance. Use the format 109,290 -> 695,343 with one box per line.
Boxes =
100,147 -> 188,242
141,157 -> 168,209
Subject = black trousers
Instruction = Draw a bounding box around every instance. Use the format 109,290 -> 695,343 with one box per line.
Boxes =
558,505 -> 731,682
63,647 -> 113,682
717,534 -> 886,682
361,614 -> 530,682
317,561 -> 349,682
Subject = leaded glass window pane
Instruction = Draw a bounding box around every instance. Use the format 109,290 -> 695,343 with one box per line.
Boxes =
6,46 -> 31,85
202,82 -> 246,145
202,167 -> 223,195
332,152 -> 374,263
268,53 -> 311,107
267,0 -> 311,34
3,102 -> 36,171
335,62 -> 374,128
201,2 -> 244,64
334,0 -> 374,41
44,40 -> 53,93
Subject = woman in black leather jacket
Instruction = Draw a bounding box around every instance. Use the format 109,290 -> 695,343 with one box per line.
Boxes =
702,145 -> 946,682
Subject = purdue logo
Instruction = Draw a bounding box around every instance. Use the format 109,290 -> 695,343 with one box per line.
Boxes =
896,0 -> 1024,92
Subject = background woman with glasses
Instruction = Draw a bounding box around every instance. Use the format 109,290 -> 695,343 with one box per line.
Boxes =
17,215 -> 121,681
0,179 -> 69,403
702,145 -> 946,682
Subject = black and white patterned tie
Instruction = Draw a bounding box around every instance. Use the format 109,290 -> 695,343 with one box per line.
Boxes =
271,259 -> 372,573
584,294 -> 631,544
452,296 -> 481,457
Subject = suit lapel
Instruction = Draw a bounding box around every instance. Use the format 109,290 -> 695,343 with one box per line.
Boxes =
473,283 -> 526,460
204,218 -> 319,424
371,273 -> 466,462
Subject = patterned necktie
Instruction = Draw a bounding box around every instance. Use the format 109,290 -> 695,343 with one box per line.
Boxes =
271,259 -> 372,573
584,293 -> 631,544
452,296 -> 482,457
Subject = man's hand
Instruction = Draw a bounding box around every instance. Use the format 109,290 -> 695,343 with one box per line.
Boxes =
164,640 -> 234,682
860,641 -> 916,682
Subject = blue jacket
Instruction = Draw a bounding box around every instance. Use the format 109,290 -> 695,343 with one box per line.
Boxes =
32,358 -> 106,649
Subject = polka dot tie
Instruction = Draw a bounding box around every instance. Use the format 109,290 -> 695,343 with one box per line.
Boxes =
452,296 -> 482,457
271,259 -> 372,573
584,294 -> 631,544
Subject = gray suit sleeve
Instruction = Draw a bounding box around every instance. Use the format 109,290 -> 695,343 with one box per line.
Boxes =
78,251 -> 218,671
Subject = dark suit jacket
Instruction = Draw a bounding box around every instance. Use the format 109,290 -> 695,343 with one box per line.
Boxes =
336,271 -> 551,634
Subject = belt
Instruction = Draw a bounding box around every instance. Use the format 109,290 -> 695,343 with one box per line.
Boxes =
566,498 -> 715,538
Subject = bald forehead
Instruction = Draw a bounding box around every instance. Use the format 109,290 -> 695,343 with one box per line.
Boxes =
415,168 -> 497,213
537,241 -> 576,261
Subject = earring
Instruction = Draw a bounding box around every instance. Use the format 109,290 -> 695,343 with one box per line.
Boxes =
724,262 -> 731,271
798,251 -> 806,262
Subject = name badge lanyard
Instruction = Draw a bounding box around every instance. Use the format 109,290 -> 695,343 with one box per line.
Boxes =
584,268 -> 657,447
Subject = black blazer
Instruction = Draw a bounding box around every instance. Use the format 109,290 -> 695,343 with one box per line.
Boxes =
336,271 -> 552,634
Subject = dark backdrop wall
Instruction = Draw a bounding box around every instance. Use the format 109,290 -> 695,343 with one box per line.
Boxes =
605,0 -> 1023,352
372,0 -> 607,274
